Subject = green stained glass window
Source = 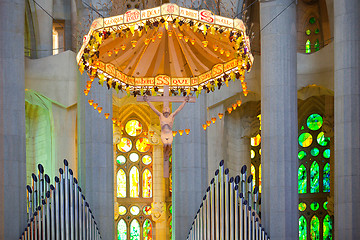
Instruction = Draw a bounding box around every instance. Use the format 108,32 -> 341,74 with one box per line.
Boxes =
310,161 -> 320,193
323,163 -> 330,192
143,219 -> 153,240
299,133 -> 313,147
311,148 -> 320,157
311,202 -> 319,211
299,202 -> 307,211
298,151 -> 307,160
315,28 -> 320,34
299,216 -> 307,240
298,165 -> 307,193
317,132 -> 329,146
307,114 -> 323,131
117,169 -> 126,198
314,39 -> 320,51
323,201 -> 328,210
169,205 -> 173,214
323,215 -> 332,240
310,216 -> 320,240
323,149 -> 330,159
306,29 -> 311,35
301,126 -> 305,130
306,40 -> 311,53
117,219 -> 127,240
309,17 -> 316,24
130,219 -> 140,240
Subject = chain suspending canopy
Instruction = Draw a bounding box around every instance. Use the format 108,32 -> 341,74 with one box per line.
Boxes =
77,3 -> 254,96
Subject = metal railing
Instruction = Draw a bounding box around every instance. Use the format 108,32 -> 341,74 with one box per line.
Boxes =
20,159 -> 102,240
187,160 -> 269,240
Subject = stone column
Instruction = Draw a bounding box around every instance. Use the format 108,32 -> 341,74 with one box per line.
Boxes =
334,0 -> 360,238
260,0 -> 298,239
77,78 -> 114,240
173,94 -> 208,240
35,0 -> 54,58
0,0 -> 26,238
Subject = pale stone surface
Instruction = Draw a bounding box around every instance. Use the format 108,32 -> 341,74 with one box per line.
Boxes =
173,94 -> 208,240
35,0 -> 54,57
334,0 -> 360,238
77,77 -> 114,240
0,0 -> 27,239
260,0 -> 298,239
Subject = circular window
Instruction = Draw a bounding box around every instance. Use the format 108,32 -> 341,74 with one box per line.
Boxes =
307,114 -> 323,131
143,206 -> 152,215
129,152 -> 139,162
117,138 -> 132,152
251,134 -> 261,147
130,206 -> 140,215
136,138 -> 151,152
117,155 -> 126,164
323,149 -> 330,159
125,120 -> 143,136
142,155 -> 152,165
311,202 -> 319,211
317,132 -> 329,146
299,133 -> 313,147
298,202 -> 306,212
311,148 -> 319,157
119,206 -> 127,215
298,151 -> 306,160
323,201 -> 328,210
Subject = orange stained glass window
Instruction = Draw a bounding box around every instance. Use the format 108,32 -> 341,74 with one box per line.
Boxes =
136,138 -> 151,152
142,169 -> 152,198
251,134 -> 261,147
259,164 -> 262,193
130,166 -> 139,197
117,169 -> 126,198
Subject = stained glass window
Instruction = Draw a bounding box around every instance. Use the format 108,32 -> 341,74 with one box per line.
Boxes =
118,219 -> 127,240
299,133 -> 313,147
136,138 -> 151,152
117,169 -> 126,198
251,164 -> 256,188
142,155 -> 152,165
142,169 -> 152,198
306,29 -> 311,35
130,153 -> 139,162
307,114 -> 323,131
299,216 -> 307,240
309,17 -> 316,24
251,134 -> 261,146
323,149 -> 330,159
323,201 -> 328,210
298,151 -> 306,160
143,206 -> 151,215
259,164 -> 262,193
298,165 -> 307,193
314,39 -> 320,52
306,40 -> 311,53
118,138 -> 132,152
130,219 -> 140,240
119,206 -> 127,215
317,132 -> 329,146
125,120 -> 143,136
130,206 -> 140,215
310,202 -> 319,211
310,161 -> 319,193
323,215 -> 332,240
323,163 -> 330,192
130,166 -> 139,197
310,215 -> 320,240
117,155 -> 126,165
311,148 -> 319,156
143,219 -> 152,240
299,202 -> 306,212
251,149 -> 255,159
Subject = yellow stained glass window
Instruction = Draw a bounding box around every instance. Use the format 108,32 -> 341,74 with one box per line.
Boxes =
118,137 -> 132,152
119,206 -> 127,215
130,206 -> 140,215
251,134 -> 261,146
125,120 -> 143,136
251,164 -> 256,189
117,169 -> 126,198
136,138 -> 151,152
142,155 -> 152,165
143,169 -> 152,198
130,166 -> 139,197
143,206 -> 152,215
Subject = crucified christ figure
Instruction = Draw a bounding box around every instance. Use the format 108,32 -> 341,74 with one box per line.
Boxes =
143,94 -> 189,171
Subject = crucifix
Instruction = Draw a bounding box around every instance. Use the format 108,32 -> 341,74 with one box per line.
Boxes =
137,86 -> 196,177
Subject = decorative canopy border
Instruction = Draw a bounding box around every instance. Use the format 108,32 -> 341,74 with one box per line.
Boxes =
77,3 -> 254,96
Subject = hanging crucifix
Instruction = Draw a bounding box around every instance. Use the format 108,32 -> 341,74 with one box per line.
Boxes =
137,86 -> 196,178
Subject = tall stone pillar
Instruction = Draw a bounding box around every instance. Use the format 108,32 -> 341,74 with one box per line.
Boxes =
173,95 -> 208,240
260,0 -> 298,239
77,80 -> 114,239
0,0 -> 26,238
334,0 -> 360,238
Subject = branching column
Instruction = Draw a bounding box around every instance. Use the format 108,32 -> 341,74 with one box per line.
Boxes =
260,0 -> 298,239
334,0 -> 360,238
